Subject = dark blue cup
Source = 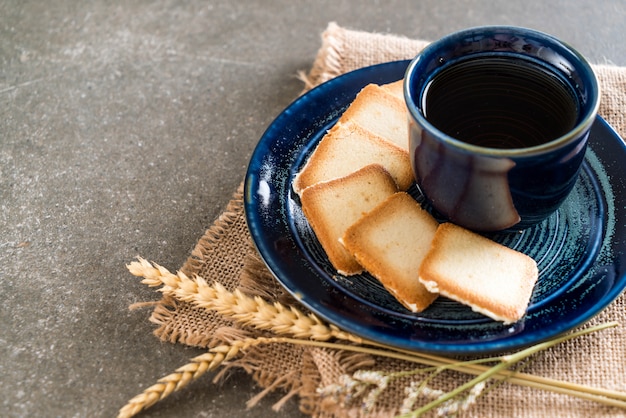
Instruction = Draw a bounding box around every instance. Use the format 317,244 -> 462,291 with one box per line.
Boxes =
404,26 -> 600,232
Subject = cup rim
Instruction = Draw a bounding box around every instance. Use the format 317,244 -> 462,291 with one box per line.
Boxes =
404,25 -> 600,158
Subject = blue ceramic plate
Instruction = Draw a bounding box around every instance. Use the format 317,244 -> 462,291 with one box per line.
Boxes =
244,60 -> 626,355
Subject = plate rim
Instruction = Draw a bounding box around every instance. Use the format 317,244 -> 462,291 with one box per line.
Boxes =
244,60 -> 626,355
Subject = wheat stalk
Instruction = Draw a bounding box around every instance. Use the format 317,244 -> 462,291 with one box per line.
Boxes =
117,349 -> 230,418
124,258 -> 626,416
127,257 -> 361,343
116,336 -> 339,418
118,326 -> 624,418
117,337 -> 276,418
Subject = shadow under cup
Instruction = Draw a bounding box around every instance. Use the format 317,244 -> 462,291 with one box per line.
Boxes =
404,26 -> 600,232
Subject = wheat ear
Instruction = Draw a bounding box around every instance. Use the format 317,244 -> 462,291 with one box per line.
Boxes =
117,351 -> 223,418
127,258 -> 626,414
117,335 -> 320,418
117,337 -> 267,418
127,257 -> 362,343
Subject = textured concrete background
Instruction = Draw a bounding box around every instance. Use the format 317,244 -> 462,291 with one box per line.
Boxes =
1,1 -> 625,417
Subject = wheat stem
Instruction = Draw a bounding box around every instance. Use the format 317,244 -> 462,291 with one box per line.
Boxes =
363,323 -> 626,404
397,321 -> 621,417
127,258 -> 626,414
117,328 -> 625,418
273,329 -> 626,410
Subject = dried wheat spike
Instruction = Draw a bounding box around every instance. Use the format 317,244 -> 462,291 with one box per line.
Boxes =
127,257 -> 363,344
117,341 -> 244,418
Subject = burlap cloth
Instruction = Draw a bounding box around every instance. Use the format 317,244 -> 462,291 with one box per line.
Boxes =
145,23 -> 626,417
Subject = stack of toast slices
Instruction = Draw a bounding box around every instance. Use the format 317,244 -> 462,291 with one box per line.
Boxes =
293,80 -> 538,324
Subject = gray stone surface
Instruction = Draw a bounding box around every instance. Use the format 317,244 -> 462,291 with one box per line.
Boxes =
1,1 -> 625,417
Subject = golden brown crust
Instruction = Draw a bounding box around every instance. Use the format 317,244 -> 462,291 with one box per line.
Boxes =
380,79 -> 404,100
418,223 -> 538,323
293,120 -> 413,194
342,192 -> 439,312
338,83 -> 409,150
300,164 -> 398,275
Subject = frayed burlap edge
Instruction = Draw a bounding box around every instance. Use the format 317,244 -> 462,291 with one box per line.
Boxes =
298,22 -> 430,93
147,184 -> 247,349
179,183 -> 246,279
298,22 -> 344,91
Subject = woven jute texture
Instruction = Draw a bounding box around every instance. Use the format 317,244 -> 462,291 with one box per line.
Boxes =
145,23 -> 626,417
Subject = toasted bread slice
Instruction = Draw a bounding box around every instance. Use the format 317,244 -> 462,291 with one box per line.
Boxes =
339,84 -> 409,150
381,79 -> 404,100
418,223 -> 538,323
300,164 -> 398,275
293,120 -> 413,195
341,192 -> 439,312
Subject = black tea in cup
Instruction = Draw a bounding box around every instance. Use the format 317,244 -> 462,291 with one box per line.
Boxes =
422,56 -> 580,149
